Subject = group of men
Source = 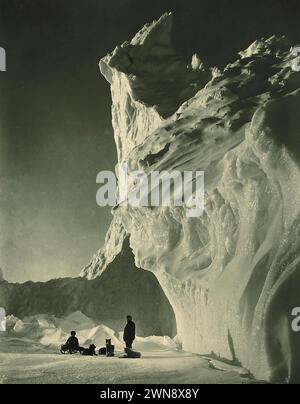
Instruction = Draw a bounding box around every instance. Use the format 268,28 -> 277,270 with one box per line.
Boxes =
64,315 -> 136,353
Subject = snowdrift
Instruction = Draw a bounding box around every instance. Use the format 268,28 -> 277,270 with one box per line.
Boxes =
86,13 -> 300,382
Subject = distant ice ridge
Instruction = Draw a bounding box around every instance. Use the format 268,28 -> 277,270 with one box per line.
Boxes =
2,311 -> 178,353
83,13 -> 300,382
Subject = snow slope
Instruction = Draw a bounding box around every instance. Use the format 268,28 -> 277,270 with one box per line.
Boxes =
86,13 -> 300,382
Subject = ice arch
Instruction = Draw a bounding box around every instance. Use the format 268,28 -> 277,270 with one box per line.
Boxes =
83,14 -> 300,382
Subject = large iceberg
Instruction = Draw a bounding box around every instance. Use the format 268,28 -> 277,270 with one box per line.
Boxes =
86,13 -> 300,382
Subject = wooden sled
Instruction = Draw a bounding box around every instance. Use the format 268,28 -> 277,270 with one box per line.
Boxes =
119,347 -> 141,358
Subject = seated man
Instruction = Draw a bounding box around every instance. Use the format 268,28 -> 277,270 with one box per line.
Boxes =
61,330 -> 80,354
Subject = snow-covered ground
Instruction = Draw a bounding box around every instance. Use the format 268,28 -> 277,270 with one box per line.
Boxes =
0,346 -> 254,384
0,311 -> 257,384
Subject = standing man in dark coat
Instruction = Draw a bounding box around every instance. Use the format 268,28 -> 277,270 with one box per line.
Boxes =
123,315 -> 135,349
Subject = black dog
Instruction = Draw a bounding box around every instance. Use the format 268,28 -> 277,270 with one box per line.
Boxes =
106,338 -> 115,357
80,344 -> 97,356
98,339 -> 115,356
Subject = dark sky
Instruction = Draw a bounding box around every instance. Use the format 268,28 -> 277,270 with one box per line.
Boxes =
0,0 -> 299,282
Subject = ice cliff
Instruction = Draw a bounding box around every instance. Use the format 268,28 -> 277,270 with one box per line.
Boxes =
83,13 -> 300,382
